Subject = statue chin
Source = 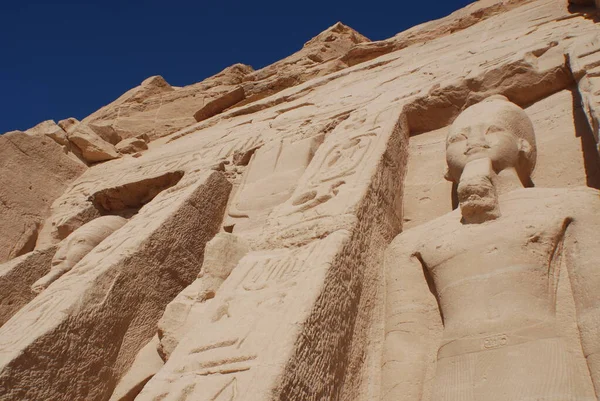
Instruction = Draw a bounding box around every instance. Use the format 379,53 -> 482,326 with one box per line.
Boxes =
457,171 -> 500,224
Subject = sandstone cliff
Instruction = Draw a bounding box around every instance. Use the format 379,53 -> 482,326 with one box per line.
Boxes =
1,0 -> 600,400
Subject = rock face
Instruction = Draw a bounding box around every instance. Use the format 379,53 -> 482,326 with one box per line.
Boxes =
2,0 -> 600,400
81,67 -> 254,141
67,123 -> 121,163
0,245 -> 58,326
82,22 -> 369,141
116,137 -> 149,154
31,215 -> 128,293
156,232 -> 250,360
0,171 -> 231,400
0,131 -> 86,263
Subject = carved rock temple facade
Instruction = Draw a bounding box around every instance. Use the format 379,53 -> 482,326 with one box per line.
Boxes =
2,1 -> 600,400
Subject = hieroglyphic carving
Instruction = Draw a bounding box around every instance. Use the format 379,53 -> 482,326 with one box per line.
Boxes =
284,132 -> 376,215
569,33 -> 600,155
261,106 -> 407,248
157,233 -> 250,360
225,135 -> 323,233
135,230 -> 349,401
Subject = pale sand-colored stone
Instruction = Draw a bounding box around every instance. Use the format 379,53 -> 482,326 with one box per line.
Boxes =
57,116 -> 79,133
24,118 -> 89,165
4,0 -> 600,399
109,336 -> 165,401
0,131 -> 86,263
116,137 -> 149,154
67,122 -> 121,163
383,96 -> 600,401
89,121 -> 124,145
82,66 -> 253,142
157,232 -> 250,360
25,119 -> 69,146
82,23 -> 368,142
0,245 -> 58,326
0,171 -> 231,400
32,215 -> 127,294
403,88 -> 600,229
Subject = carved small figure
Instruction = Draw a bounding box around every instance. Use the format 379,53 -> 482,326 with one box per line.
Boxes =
31,215 -> 127,293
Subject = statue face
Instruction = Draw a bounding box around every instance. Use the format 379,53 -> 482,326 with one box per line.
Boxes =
446,99 -> 532,182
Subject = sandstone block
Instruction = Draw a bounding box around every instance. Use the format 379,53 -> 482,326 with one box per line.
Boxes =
116,137 -> 149,154
0,131 -> 86,263
157,232 -> 250,360
193,86 -> 245,122
109,336 -> 164,401
57,117 -> 80,133
67,123 -> 120,163
0,171 -> 231,401
25,119 -> 69,146
0,245 -> 58,326
89,121 -> 123,145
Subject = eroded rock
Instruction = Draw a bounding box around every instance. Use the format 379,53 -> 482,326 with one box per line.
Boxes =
25,119 -> 69,146
0,245 -> 58,326
116,137 -> 149,154
157,232 -> 250,360
31,215 -> 127,294
67,122 -> 120,163
0,131 -> 86,263
0,171 -> 231,401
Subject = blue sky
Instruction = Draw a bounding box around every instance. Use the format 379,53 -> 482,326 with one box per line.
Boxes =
0,0 -> 472,133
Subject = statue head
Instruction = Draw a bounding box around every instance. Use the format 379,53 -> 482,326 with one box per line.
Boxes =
445,95 -> 536,185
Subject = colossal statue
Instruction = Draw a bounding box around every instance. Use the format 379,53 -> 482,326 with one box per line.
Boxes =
31,215 -> 127,293
383,96 -> 600,401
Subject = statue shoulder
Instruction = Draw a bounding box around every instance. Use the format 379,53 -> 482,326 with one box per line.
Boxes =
501,187 -> 600,218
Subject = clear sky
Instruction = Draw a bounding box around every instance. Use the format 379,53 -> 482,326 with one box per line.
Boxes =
0,0 -> 472,133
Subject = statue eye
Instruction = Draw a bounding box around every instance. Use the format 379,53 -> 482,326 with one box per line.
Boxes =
486,126 -> 502,134
448,133 -> 466,143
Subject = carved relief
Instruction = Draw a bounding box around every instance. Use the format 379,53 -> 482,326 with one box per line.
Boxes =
225,135 -> 323,233
285,133 -> 375,215
135,231 -> 348,401
569,34 -> 600,156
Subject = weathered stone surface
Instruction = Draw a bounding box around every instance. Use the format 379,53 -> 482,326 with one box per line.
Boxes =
0,171 -> 231,401
157,232 -> 250,360
0,245 -> 58,326
25,119 -> 69,146
89,121 -> 123,145
82,23 -> 369,142
67,122 -> 120,163
57,117 -> 79,133
4,0 -> 600,399
82,67 -> 253,141
383,97 -> 600,401
109,336 -> 164,401
32,215 -> 127,293
341,0 -> 536,67
237,22 -> 370,107
194,86 -> 246,122
0,131 -> 86,263
116,137 -> 149,154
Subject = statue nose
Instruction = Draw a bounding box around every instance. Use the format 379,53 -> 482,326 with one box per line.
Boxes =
467,131 -> 489,148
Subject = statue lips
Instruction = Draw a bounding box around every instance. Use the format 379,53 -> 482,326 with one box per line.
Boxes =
464,144 -> 490,156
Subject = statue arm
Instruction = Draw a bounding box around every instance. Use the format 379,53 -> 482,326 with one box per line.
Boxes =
565,199 -> 600,394
382,235 -> 441,401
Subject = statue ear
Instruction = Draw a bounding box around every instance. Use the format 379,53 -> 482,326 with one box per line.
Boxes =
517,138 -> 532,159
